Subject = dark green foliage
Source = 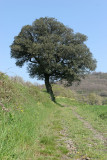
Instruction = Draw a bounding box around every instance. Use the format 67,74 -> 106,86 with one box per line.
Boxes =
10,17 -> 96,101
99,112 -> 107,120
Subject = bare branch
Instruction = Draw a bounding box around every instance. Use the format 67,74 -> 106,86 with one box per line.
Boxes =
29,58 -> 37,63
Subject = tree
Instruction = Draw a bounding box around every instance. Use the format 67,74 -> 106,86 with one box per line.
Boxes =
10,17 -> 96,102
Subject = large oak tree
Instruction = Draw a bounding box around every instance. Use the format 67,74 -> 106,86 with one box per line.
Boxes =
10,17 -> 96,102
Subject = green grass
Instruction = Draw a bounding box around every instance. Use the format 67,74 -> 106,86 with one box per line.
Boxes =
57,97 -> 107,137
56,97 -> 107,159
0,98 -> 61,159
75,104 -> 107,136
0,73 -> 107,159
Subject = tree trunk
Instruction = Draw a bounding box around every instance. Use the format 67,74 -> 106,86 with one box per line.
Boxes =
44,74 -> 55,102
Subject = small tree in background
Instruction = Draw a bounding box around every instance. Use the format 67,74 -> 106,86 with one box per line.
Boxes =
10,17 -> 96,102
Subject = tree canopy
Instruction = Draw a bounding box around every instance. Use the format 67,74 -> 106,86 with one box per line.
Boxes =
10,17 -> 96,102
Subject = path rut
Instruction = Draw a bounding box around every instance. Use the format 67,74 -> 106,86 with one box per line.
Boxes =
63,104 -> 107,145
72,109 -> 106,144
58,104 -> 107,159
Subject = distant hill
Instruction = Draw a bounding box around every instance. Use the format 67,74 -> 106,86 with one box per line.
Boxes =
70,72 -> 107,97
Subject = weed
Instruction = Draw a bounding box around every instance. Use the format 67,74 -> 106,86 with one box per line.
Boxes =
40,136 -> 55,145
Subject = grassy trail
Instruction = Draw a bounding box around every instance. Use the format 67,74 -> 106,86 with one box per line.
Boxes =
55,98 -> 107,160
0,97 -> 107,160
0,73 -> 107,160
0,98 -> 107,159
71,107 -> 106,144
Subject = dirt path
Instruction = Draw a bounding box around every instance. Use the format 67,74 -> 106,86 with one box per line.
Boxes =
58,119 -> 91,160
62,104 -> 106,145
70,107 -> 107,146
58,104 -> 106,159
58,124 -> 77,159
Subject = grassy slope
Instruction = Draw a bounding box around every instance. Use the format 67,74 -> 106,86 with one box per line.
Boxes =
0,73 -> 107,159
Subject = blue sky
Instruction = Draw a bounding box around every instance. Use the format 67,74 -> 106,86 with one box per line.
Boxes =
0,0 -> 107,84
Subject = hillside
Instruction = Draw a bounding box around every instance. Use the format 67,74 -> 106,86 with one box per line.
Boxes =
55,72 -> 107,105
0,72 -> 107,160
70,72 -> 107,96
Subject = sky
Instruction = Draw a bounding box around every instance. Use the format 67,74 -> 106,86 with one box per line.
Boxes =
0,0 -> 107,84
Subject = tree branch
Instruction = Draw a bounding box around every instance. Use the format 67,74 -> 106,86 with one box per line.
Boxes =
29,58 -> 37,63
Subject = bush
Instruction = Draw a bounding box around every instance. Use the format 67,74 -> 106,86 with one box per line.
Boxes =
87,93 -> 102,105
53,84 -> 75,99
100,91 -> 107,97
102,98 -> 107,105
10,76 -> 25,85
0,72 -> 15,104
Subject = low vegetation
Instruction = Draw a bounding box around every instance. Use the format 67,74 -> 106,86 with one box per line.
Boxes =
70,72 -> 107,101
0,72 -> 107,159
55,72 -> 107,105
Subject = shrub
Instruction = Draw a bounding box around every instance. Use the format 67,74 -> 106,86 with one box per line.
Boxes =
102,98 -> 107,105
53,84 -> 75,99
10,76 -> 25,85
100,91 -> 107,97
0,72 -> 15,104
87,93 -> 102,105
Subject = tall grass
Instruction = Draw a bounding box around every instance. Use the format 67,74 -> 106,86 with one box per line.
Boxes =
0,72 -> 106,159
